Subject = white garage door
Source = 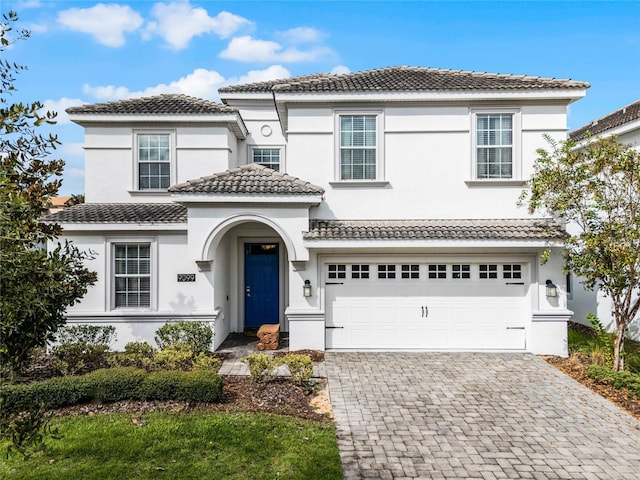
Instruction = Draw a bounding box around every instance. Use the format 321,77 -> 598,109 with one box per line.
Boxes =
325,261 -> 528,350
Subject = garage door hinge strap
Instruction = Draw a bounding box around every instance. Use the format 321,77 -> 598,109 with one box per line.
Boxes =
505,282 -> 525,285
325,326 -> 344,329
326,282 -> 344,285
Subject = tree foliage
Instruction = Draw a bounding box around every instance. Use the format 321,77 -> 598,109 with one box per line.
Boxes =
0,11 -> 96,377
523,134 -> 640,370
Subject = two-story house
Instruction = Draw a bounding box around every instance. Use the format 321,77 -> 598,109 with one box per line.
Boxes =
567,99 -> 640,340
46,67 -> 589,355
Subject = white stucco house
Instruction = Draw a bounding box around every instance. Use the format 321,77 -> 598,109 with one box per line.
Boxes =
567,99 -> 640,340
45,66 -> 591,355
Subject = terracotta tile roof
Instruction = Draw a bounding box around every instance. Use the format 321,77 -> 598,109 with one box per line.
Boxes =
303,219 -> 567,241
43,203 -> 187,224
169,164 -> 325,195
66,94 -> 239,115
569,99 -> 640,142
220,66 -> 589,94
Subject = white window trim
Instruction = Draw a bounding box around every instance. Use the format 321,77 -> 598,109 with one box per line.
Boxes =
470,108 -> 521,181
333,110 -> 385,183
248,145 -> 285,172
106,237 -> 158,312
133,130 -> 176,191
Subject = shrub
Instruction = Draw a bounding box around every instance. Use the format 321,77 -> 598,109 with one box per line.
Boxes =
56,325 -> 116,346
139,370 -> 222,402
242,353 -> 278,383
83,367 -> 146,402
181,370 -> 223,402
586,314 -> 614,368
586,365 -> 640,398
108,342 -> 156,370
154,321 -> 213,354
52,343 -> 110,376
278,353 -> 313,386
152,344 -> 195,371
0,376 -> 92,414
192,353 -> 222,372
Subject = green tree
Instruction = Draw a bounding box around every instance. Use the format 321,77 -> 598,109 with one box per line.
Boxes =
523,134 -> 640,371
0,11 -> 97,378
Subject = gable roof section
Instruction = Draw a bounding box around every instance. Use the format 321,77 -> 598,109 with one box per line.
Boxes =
43,203 -> 187,224
66,94 -> 238,115
220,66 -> 589,94
304,219 -> 567,241
169,164 -> 324,195
569,99 -> 640,142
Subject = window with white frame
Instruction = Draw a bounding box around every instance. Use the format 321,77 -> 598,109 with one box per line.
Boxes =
351,264 -> 370,279
138,133 -> 170,189
252,148 -> 281,171
339,114 -> 378,180
378,264 -> 396,279
452,264 -> 471,279
475,113 -> 514,179
113,243 -> 151,308
401,264 -> 419,279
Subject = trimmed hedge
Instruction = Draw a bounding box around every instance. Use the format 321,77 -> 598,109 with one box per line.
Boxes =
0,367 -> 222,414
139,370 -> 223,402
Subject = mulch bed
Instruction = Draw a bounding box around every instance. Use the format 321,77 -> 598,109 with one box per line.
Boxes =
544,353 -> 640,420
52,376 -> 329,423
273,349 -> 324,362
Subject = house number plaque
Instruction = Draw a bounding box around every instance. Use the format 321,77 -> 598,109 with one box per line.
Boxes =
177,274 -> 196,282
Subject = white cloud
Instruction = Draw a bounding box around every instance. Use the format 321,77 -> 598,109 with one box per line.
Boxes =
41,98 -> 86,124
220,35 -> 332,63
144,1 -> 252,49
14,1 -> 42,9
57,3 -> 143,47
228,65 -> 291,86
331,65 -> 350,75
277,27 -> 324,44
82,66 -> 289,102
64,167 -> 86,179
24,22 -> 47,33
60,143 -> 85,156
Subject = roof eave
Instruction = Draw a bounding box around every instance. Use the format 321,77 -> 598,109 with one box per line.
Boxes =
272,89 -> 589,104
303,238 -> 566,248
171,193 -> 323,205
68,112 -> 248,139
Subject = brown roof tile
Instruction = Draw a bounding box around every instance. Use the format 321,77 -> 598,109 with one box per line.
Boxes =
169,164 -> 324,195
304,219 -> 567,241
220,66 -> 589,94
43,203 -> 187,224
569,99 -> 640,142
66,94 -> 238,115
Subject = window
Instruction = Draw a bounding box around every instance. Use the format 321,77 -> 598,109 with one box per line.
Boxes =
452,264 -> 470,279
138,133 -> 170,189
428,264 -> 447,279
479,264 -> 498,279
114,243 -> 150,308
328,264 -> 346,279
252,148 -> 281,171
339,114 -> 377,180
351,264 -> 370,279
378,265 -> 396,279
475,113 -> 513,179
503,264 -> 522,279
401,264 -> 419,279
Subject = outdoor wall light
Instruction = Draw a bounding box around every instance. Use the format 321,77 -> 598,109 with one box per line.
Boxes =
545,279 -> 558,298
303,280 -> 312,297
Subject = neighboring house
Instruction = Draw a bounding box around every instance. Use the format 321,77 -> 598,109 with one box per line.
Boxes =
45,196 -> 72,215
567,99 -> 640,340
45,66 -> 590,355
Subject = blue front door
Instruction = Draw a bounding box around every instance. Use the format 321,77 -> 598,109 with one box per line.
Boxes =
244,243 -> 279,328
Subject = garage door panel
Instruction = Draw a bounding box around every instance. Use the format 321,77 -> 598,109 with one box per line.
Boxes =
325,261 -> 528,350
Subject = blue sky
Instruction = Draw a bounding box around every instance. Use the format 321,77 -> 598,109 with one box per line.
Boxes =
4,0 -> 639,195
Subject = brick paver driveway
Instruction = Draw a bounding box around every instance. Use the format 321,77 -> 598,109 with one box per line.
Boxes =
325,353 -> 640,479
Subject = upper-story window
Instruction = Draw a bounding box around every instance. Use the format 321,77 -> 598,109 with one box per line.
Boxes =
252,148 -> 281,171
339,114 -> 378,180
472,110 -> 520,180
138,133 -> 170,190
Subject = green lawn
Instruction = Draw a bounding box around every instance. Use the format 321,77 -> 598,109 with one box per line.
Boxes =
1,412 -> 343,480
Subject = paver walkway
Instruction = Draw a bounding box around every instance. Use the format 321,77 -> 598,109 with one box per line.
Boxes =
325,352 -> 640,480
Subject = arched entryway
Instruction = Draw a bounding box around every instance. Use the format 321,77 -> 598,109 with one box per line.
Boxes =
203,216 -> 291,334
